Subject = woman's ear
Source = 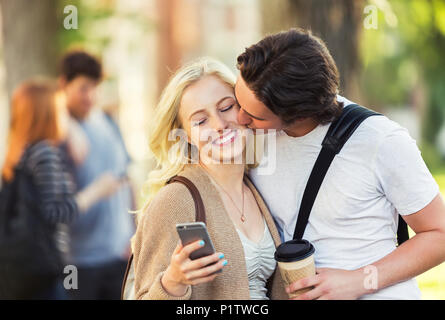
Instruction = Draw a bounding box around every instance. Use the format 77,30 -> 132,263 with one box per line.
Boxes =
58,76 -> 67,90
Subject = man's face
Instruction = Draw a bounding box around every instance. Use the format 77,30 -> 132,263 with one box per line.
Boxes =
61,75 -> 98,120
234,75 -> 285,131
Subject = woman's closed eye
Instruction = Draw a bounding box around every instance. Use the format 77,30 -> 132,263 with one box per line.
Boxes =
192,103 -> 236,126
220,104 -> 233,112
193,118 -> 207,126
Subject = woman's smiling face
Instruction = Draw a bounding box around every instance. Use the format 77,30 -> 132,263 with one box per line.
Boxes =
178,75 -> 246,164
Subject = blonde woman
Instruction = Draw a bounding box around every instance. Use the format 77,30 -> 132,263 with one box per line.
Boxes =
131,58 -> 287,300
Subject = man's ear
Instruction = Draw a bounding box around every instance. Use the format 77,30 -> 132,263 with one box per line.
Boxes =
58,76 -> 67,89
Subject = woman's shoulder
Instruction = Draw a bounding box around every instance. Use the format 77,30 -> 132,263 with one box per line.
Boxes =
27,140 -> 61,157
22,140 -> 62,168
139,179 -> 197,226
138,165 -> 215,229
153,181 -> 195,206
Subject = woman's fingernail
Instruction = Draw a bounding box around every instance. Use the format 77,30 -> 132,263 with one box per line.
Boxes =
199,240 -> 205,246
222,260 -> 228,266
218,253 -> 224,259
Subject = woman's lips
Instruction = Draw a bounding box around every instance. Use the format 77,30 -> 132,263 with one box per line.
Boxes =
212,129 -> 238,146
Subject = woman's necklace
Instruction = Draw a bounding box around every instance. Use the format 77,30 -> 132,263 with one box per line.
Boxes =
212,179 -> 246,223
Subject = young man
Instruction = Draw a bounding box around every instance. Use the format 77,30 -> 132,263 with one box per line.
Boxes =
59,51 -> 135,299
235,28 -> 445,299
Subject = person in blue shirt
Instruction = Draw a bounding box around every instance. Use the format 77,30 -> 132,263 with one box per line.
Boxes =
58,50 -> 135,300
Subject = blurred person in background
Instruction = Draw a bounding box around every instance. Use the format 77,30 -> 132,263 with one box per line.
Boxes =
58,50 -> 135,300
98,79 -> 137,212
0,79 -> 120,299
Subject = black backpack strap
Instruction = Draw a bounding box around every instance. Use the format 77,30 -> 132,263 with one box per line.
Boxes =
293,104 -> 383,240
397,216 -> 409,245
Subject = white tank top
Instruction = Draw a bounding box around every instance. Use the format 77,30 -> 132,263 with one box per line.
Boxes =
236,218 -> 277,300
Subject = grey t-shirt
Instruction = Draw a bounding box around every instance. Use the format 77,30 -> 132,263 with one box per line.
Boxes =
67,109 -> 134,267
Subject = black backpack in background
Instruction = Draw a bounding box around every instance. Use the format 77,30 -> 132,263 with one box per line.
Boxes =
293,104 -> 410,245
0,152 -> 63,299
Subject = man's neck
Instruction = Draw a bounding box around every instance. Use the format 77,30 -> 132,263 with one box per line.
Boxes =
69,111 -> 89,122
283,117 -> 320,138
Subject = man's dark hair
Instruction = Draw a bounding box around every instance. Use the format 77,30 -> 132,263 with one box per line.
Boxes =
59,50 -> 102,83
237,28 -> 343,125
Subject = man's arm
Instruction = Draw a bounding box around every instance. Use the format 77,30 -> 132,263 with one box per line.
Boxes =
358,192 -> 445,295
286,192 -> 445,300
287,123 -> 445,300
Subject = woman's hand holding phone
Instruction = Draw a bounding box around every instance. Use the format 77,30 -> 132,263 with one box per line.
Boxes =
161,240 -> 227,297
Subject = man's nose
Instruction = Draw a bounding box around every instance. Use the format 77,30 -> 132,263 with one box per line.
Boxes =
237,108 -> 252,126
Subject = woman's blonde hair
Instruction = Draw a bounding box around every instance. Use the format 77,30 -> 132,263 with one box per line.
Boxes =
140,57 -> 239,212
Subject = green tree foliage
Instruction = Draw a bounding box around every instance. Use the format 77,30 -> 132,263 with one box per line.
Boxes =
360,0 -> 445,170
56,0 -> 153,56
56,0 -> 116,55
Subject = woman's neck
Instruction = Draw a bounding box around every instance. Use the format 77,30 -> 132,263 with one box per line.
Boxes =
199,161 -> 245,195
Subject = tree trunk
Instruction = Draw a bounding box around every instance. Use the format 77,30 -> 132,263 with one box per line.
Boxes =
155,0 -> 203,99
0,0 -> 58,98
156,0 -> 183,99
0,0 -> 59,178
260,0 -> 365,101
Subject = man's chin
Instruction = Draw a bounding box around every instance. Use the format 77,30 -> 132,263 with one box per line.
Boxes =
78,108 -> 92,120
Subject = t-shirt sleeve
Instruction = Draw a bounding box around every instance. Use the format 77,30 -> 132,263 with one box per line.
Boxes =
374,125 -> 440,215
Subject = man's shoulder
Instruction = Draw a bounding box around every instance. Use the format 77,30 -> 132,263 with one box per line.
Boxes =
82,110 -> 125,145
358,113 -> 404,137
82,109 -> 109,128
338,95 -> 408,141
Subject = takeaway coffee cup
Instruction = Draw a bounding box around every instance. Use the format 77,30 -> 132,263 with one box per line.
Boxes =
274,239 -> 316,298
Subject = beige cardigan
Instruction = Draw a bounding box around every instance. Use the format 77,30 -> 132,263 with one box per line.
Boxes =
132,165 -> 288,300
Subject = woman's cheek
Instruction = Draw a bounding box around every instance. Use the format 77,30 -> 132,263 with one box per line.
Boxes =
230,107 -> 241,121
190,127 -> 211,150
200,131 -> 214,149
189,127 -> 201,149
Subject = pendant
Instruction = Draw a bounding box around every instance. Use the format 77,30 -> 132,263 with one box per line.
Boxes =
241,214 -> 246,222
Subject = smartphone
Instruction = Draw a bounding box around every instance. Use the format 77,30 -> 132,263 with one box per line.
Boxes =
176,222 -> 222,272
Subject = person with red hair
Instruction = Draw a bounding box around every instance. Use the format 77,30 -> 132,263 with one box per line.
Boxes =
1,79 -> 120,299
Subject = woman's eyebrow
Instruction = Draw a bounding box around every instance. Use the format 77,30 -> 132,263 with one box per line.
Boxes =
188,108 -> 206,120
215,96 -> 233,107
